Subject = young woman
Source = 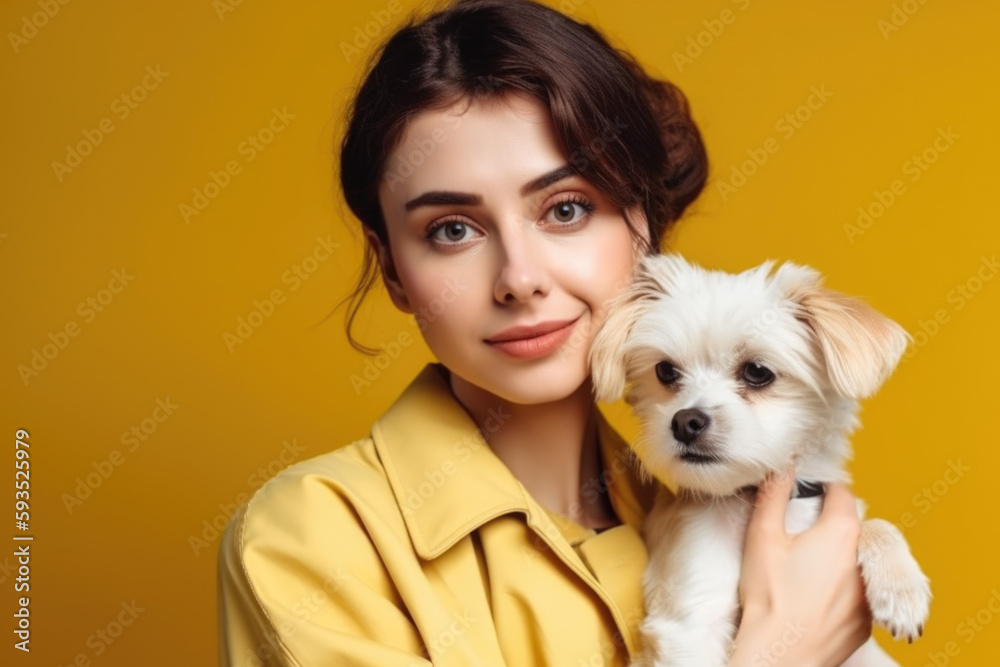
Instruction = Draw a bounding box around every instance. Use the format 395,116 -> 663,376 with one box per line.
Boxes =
218,1 -> 873,664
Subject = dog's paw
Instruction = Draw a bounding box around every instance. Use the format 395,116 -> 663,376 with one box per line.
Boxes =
858,518 -> 932,643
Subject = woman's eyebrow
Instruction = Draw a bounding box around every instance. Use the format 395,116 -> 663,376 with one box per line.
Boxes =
520,164 -> 575,196
403,164 -> 574,212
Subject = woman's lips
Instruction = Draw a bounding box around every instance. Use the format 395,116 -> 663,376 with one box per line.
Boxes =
485,317 -> 580,360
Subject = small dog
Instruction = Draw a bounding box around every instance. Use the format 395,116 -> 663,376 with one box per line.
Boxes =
589,254 -> 931,666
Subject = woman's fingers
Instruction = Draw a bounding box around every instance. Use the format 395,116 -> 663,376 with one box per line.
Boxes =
747,464 -> 795,541
817,482 -> 861,525
736,470 -> 873,665
820,481 -> 855,511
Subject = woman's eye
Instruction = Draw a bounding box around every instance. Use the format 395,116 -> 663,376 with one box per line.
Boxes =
741,362 -> 775,387
548,198 -> 595,225
427,196 -> 594,247
656,361 -> 680,386
427,220 -> 479,245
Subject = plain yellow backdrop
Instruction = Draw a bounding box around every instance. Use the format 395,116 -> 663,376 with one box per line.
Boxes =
0,0 -> 997,664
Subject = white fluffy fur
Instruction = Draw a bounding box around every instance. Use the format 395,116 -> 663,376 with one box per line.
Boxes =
589,254 -> 931,667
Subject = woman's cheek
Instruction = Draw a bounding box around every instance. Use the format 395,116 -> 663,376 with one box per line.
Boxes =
408,270 -> 476,328
583,225 -> 635,290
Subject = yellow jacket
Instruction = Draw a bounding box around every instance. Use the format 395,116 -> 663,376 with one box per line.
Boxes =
218,362 -> 664,666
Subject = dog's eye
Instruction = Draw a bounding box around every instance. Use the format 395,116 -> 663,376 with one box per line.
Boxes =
655,361 -> 680,385
741,362 -> 775,387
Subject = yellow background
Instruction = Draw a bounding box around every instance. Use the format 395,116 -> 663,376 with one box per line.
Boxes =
0,0 -> 997,664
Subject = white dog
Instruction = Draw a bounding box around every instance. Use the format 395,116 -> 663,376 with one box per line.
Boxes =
589,254 -> 931,666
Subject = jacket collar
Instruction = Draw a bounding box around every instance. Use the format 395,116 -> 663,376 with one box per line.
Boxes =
371,363 -> 658,560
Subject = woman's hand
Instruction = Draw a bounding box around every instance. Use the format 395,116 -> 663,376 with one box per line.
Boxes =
728,466 -> 873,667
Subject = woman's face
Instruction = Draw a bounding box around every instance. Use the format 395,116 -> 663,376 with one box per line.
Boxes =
373,92 -> 649,405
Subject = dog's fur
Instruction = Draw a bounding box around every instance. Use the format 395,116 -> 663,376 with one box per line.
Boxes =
589,254 -> 931,666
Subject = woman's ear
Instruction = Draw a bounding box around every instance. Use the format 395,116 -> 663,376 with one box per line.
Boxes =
365,229 -> 413,314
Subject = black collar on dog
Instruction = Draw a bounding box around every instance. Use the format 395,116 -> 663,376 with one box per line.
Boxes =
793,480 -> 825,498
736,479 -> 826,499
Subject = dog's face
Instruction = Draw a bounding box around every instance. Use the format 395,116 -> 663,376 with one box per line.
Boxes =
589,254 -> 910,496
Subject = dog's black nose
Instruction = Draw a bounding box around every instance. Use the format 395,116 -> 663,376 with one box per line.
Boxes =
672,408 -> 710,444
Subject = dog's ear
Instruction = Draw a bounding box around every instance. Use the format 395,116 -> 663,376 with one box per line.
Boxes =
589,255 -> 674,403
589,286 -> 645,403
775,263 -> 911,399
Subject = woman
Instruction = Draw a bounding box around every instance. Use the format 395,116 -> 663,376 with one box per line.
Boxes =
218,0 -> 873,664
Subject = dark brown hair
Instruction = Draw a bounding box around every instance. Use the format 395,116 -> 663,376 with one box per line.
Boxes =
335,0 -> 708,354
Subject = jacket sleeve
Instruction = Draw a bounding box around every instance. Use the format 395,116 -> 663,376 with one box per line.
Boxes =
217,470 -> 433,667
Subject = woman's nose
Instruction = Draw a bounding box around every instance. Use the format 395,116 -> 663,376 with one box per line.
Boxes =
493,226 -> 551,304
